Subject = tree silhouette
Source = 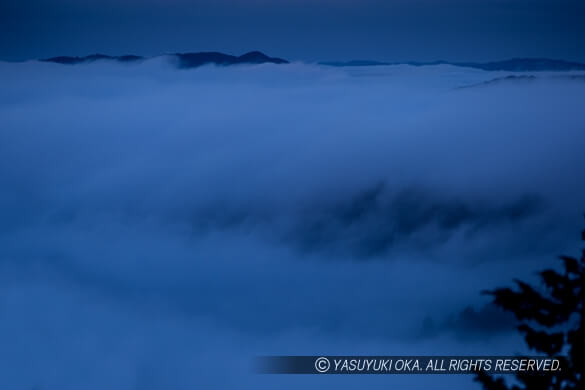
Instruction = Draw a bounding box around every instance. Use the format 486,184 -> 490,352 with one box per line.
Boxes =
475,225 -> 584,390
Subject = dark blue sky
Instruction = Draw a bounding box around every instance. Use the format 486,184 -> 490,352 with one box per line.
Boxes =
1,0 -> 584,62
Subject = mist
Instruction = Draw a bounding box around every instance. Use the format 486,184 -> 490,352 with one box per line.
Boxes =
1,58 -> 584,389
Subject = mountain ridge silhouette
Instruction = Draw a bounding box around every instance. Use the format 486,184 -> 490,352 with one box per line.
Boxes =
41,51 -> 288,68
39,52 -> 585,71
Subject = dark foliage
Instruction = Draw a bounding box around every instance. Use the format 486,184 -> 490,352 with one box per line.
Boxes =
475,225 -> 585,389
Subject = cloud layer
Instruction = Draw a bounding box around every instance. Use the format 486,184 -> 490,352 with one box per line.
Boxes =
1,59 -> 584,389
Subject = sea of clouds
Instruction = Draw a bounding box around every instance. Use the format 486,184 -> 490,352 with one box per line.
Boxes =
1,58 -> 584,389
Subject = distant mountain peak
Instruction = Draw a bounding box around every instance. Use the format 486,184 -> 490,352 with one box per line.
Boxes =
40,51 -> 288,68
174,51 -> 288,68
320,57 -> 585,71
320,60 -> 390,67
239,50 -> 267,58
41,54 -> 143,64
452,58 -> 585,71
